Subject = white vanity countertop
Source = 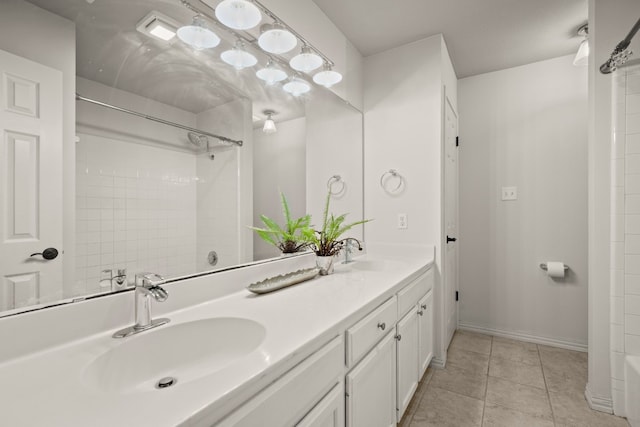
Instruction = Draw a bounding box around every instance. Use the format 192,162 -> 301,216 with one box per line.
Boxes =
0,246 -> 433,427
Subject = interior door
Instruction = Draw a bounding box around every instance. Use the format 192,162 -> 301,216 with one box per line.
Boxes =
444,96 -> 459,349
0,49 -> 63,311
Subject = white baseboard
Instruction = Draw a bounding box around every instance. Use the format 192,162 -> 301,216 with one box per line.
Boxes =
585,383 -> 614,414
457,322 -> 587,352
430,357 -> 446,369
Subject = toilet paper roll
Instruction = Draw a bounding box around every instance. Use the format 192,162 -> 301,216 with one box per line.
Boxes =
546,262 -> 565,278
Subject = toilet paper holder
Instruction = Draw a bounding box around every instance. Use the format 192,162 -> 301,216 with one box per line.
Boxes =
539,263 -> 569,271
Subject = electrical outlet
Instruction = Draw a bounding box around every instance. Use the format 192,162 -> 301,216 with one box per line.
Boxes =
501,186 -> 517,201
398,213 -> 408,229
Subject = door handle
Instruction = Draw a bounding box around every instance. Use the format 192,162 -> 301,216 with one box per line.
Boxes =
446,236 -> 457,243
30,247 -> 59,260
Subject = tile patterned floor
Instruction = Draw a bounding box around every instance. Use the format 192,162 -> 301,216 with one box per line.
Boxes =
399,330 -> 629,427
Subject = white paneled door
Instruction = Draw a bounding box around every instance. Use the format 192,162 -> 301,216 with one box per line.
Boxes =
444,96 -> 458,349
0,49 -> 63,311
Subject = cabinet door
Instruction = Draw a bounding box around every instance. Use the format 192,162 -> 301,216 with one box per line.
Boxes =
297,383 -> 344,427
418,291 -> 434,378
396,309 -> 419,421
346,332 -> 396,427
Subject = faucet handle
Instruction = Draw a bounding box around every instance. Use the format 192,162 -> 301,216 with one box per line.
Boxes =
135,272 -> 165,288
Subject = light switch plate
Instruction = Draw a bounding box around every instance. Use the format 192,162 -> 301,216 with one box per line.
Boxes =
502,186 -> 517,201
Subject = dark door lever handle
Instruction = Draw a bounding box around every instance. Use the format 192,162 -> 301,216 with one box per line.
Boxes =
30,248 -> 59,260
446,236 -> 457,243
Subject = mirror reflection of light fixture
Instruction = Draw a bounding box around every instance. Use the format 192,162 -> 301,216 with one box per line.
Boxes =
290,45 -> 323,73
221,40 -> 258,70
263,110 -> 277,134
215,0 -> 262,30
258,23 -> 297,54
256,59 -> 287,85
177,15 -> 220,50
573,23 -> 589,67
283,77 -> 311,97
313,63 -> 343,88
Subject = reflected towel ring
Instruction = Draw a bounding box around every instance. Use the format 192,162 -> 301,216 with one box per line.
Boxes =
380,169 -> 404,193
327,175 -> 345,195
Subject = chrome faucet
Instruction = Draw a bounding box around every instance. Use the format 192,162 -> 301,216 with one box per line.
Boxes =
113,273 -> 170,338
342,238 -> 362,264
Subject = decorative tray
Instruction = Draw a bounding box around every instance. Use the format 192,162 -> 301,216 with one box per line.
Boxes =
247,267 -> 321,294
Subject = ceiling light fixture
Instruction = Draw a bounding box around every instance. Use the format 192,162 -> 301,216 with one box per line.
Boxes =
313,63 -> 343,88
262,110 -> 277,133
283,77 -> 311,97
290,45 -> 323,73
258,23 -> 297,54
177,15 -> 220,50
573,24 -> 589,67
256,59 -> 287,85
221,40 -> 258,70
136,12 -> 181,42
215,0 -> 262,30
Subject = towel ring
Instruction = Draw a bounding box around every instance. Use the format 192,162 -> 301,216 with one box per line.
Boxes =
327,175 -> 345,195
380,169 -> 404,193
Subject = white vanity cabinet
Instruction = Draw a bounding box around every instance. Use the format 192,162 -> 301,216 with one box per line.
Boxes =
395,308 -> 419,421
346,331 -> 397,427
297,383 -> 345,427
418,290 -> 434,377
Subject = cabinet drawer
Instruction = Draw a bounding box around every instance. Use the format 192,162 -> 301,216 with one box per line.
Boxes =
346,296 -> 397,367
296,383 -> 344,427
217,336 -> 344,427
397,269 -> 431,317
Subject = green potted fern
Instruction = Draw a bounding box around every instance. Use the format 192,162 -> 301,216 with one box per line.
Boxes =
303,190 -> 371,275
250,192 -> 311,254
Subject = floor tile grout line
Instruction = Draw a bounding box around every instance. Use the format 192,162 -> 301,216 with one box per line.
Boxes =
480,336 -> 493,426
537,343 -> 559,426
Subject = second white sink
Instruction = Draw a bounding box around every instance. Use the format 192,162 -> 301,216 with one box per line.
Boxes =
83,317 -> 266,393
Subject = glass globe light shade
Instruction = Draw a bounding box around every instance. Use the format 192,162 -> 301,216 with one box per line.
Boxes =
573,39 -> 589,66
221,41 -> 257,70
215,0 -> 262,30
313,63 -> 343,88
283,78 -> 311,97
177,15 -> 220,50
258,23 -> 297,54
290,46 -> 323,73
256,60 -> 287,85
263,114 -> 277,133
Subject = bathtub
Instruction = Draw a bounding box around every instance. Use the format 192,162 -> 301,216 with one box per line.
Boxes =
627,355 -> 640,426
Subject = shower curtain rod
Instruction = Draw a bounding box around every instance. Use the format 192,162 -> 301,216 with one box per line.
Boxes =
75,94 -> 243,147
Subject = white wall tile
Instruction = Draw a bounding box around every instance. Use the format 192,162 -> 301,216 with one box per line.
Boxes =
628,114 -> 640,135
627,195 -> 640,214
628,93 -> 640,115
627,215 -> 640,234
628,274 -> 640,295
628,154 -> 640,175
626,314 -> 640,335
627,234 -> 640,254
613,215 -> 625,241
628,133 -> 640,154
612,351 -> 626,380
612,268 -> 625,296
627,174 -> 640,194
627,294 -> 640,315
612,296 -> 625,324
625,334 -> 640,356
612,323 -> 625,352
612,242 -> 625,270
627,72 -> 640,95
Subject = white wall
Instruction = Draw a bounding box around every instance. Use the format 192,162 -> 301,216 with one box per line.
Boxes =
458,55 -> 588,348
252,117 -> 307,260
588,0 -> 640,413
306,89 -> 364,243
364,34 -> 454,363
0,0 -> 76,296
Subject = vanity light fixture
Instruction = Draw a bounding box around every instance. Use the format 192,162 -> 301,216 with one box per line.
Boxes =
258,23 -> 297,54
221,40 -> 258,70
262,110 -> 277,134
313,63 -> 343,88
177,15 -> 220,50
256,59 -> 287,85
136,12 -> 181,42
573,23 -> 589,66
215,0 -> 262,30
289,45 -> 323,73
283,77 -> 311,97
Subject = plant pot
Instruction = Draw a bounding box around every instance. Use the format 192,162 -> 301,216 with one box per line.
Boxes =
316,255 -> 335,276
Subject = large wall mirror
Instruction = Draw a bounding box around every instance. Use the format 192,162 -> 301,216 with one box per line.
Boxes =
0,0 -> 363,317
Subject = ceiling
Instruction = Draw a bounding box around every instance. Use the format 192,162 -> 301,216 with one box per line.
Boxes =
312,0 -> 588,78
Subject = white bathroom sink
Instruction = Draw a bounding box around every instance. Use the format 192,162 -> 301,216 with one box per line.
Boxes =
83,317 -> 266,393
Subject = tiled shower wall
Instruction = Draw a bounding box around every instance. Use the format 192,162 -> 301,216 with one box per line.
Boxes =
610,64 -> 640,416
75,133 -> 197,296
